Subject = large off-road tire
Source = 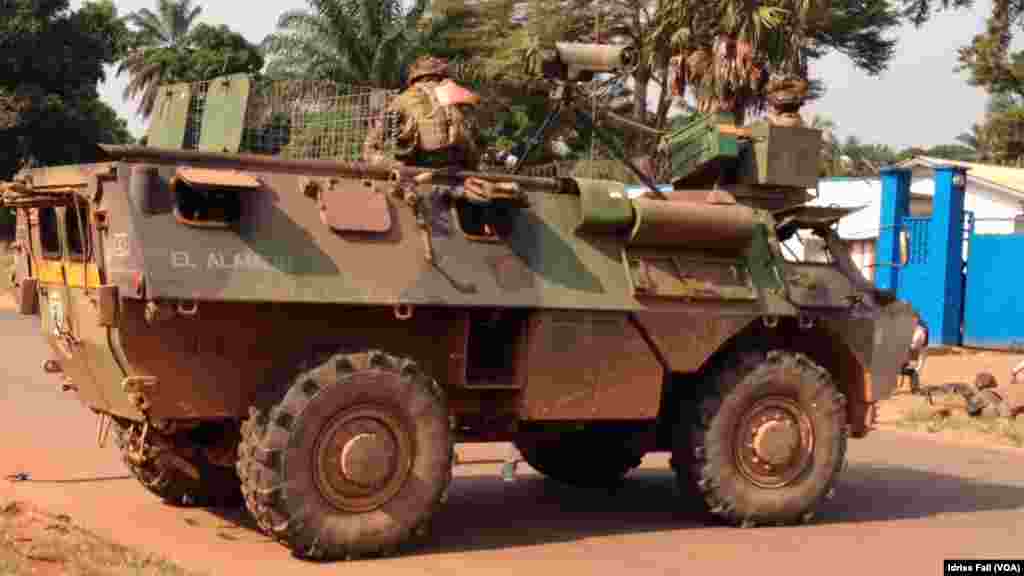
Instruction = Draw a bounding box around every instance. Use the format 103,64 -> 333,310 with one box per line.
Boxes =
514,431 -> 643,488
677,349 -> 847,527
113,422 -> 243,507
236,350 -> 452,561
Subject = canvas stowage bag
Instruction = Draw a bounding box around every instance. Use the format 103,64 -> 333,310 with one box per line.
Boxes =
409,80 -> 478,153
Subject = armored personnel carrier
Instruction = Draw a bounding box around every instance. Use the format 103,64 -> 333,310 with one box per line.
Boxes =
1,43 -> 917,561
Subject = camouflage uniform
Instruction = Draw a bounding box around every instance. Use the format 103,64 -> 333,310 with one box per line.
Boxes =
364,55 -> 511,242
363,56 -> 482,170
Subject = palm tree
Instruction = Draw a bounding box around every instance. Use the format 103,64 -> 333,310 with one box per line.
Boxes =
955,123 -> 988,161
117,0 -> 204,118
653,0 -> 828,125
260,0 -> 471,89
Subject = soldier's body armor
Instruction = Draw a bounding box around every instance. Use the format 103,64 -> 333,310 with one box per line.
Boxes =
386,79 -> 482,170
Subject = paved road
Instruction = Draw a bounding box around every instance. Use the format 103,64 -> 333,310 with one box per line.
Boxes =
2,309 -> 1023,576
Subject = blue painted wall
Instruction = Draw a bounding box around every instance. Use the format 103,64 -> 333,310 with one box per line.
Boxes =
962,233 -> 1024,349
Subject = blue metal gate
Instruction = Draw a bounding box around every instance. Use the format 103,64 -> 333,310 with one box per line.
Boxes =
894,212 -> 973,345
893,216 -> 935,314
962,214 -> 1024,349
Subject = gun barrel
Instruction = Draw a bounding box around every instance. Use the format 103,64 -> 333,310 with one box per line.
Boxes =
96,145 -> 571,193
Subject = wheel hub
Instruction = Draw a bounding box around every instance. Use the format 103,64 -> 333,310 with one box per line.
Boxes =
751,418 -> 799,466
735,397 -> 814,488
340,430 -> 397,488
314,405 -> 412,513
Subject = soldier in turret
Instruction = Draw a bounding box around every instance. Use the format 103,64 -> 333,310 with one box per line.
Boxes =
364,55 -> 521,239
363,55 -> 483,170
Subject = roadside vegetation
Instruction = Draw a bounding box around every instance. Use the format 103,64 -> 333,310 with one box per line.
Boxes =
882,392 -> 1024,448
0,499 -> 201,575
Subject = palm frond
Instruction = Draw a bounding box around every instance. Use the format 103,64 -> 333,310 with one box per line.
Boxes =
125,9 -> 170,44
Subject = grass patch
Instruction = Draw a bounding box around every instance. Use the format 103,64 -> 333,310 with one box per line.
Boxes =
890,399 -> 1024,448
0,499 -> 203,576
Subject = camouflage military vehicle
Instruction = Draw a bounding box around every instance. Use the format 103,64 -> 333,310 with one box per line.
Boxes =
1,43 -> 917,561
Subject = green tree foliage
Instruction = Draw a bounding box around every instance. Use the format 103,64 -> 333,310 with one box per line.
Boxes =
945,95 -> 1024,167
814,114 -> 981,174
117,0 -> 203,118
649,0 -> 934,124
942,0 -> 1024,165
896,0 -> 974,25
117,1 -> 263,119
447,1 -> 918,165
840,136 -> 900,174
955,0 -> 1024,93
261,0 -> 472,88
915,143 -> 980,161
976,94 -> 1024,164
163,24 -> 266,82
0,0 -> 135,179
438,1 -> 693,175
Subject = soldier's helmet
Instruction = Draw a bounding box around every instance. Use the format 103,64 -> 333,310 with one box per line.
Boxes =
407,55 -> 450,85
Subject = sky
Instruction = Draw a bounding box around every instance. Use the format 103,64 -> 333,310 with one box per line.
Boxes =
74,0 -> 1015,151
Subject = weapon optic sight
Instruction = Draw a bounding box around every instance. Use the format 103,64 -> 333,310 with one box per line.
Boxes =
539,42 -> 636,82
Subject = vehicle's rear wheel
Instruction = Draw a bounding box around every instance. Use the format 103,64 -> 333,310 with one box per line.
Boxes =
514,430 -> 643,488
237,350 -> 452,561
113,421 -> 243,507
676,349 -> 847,526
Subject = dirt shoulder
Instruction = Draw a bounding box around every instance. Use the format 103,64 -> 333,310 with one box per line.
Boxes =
872,346 -> 1024,451
876,391 -> 1024,450
0,498 -> 201,576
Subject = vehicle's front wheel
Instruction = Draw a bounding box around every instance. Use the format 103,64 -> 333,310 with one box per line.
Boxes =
237,350 -> 452,560
676,350 -> 847,526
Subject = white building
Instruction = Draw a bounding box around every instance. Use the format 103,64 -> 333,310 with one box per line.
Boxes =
783,156 -> 1024,282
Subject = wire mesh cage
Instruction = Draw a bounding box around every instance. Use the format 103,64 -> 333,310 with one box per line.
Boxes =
165,73 -> 643,182
176,77 -> 402,163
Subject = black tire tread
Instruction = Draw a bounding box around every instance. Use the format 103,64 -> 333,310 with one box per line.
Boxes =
684,350 -> 848,527
236,349 -> 452,561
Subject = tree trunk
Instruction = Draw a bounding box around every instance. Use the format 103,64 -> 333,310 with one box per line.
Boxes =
655,46 -> 673,129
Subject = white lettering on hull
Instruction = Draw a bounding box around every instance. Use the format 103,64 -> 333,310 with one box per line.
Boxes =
171,250 -> 292,272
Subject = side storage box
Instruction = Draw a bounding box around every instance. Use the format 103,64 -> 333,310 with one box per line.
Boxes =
737,122 -> 822,189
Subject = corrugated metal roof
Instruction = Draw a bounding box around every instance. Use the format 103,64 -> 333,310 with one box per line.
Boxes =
898,156 -> 1024,200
